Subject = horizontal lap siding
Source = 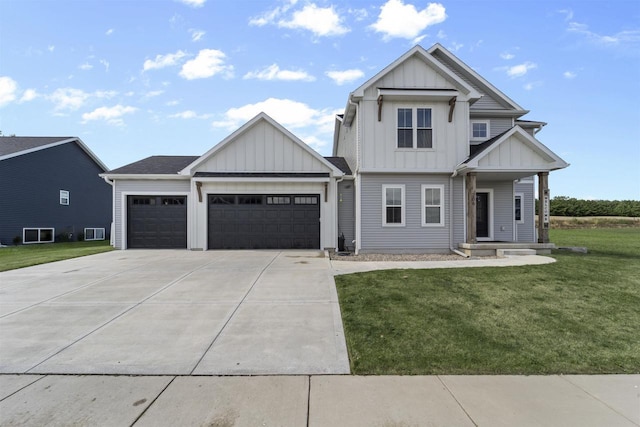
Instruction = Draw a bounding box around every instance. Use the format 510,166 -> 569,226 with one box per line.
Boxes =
113,179 -> 190,249
515,180 -> 535,242
360,174 -> 457,252
338,180 -> 355,251
478,180 -> 513,241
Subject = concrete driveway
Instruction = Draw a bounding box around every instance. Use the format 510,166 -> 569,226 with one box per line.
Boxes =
0,250 -> 350,375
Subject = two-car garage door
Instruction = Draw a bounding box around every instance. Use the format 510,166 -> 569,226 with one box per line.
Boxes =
127,194 -> 320,249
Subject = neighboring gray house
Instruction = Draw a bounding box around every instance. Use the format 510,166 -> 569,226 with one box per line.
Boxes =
102,44 -> 568,255
0,136 -> 112,245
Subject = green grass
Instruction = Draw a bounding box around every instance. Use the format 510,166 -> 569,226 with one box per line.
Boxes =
0,241 -> 114,272
335,228 -> 640,375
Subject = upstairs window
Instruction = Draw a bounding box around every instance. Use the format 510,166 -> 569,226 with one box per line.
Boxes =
60,190 -> 69,205
382,185 -> 405,226
471,121 -> 490,141
397,108 -> 433,149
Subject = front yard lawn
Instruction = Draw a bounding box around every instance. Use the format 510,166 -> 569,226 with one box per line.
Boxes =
335,228 -> 640,375
0,241 -> 114,272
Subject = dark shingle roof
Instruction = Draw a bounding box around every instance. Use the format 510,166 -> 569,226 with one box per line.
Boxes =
467,130 -> 511,162
107,156 -> 199,175
0,136 -> 76,157
324,156 -> 352,175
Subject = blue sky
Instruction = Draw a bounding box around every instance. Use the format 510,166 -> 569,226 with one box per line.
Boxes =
1,0 -> 639,200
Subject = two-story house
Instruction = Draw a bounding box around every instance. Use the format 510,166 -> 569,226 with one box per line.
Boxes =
102,44 -> 568,254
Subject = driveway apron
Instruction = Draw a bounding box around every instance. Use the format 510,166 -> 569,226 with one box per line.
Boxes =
0,250 -> 350,375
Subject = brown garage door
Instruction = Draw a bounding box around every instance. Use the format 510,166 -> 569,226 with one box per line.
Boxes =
127,196 -> 187,249
208,194 -> 320,249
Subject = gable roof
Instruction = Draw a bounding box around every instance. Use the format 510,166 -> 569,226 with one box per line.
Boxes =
459,126 -> 569,174
324,156 -> 352,175
106,155 -> 200,175
0,136 -> 108,171
428,43 -> 527,114
180,112 -> 344,177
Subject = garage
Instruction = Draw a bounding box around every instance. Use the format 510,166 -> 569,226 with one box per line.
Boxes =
127,196 -> 187,248
208,194 -> 320,249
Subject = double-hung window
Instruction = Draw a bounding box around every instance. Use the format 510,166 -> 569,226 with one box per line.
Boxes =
422,185 -> 444,226
470,120 -> 490,141
382,185 -> 405,226
397,107 -> 433,149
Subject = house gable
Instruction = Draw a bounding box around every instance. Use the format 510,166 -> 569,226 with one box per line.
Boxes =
462,126 -> 569,172
182,113 -> 342,176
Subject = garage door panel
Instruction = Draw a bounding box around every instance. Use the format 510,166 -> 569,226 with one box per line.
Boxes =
127,196 -> 187,249
208,194 -> 319,250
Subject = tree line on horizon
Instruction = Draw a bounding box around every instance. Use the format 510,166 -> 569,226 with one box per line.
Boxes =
541,197 -> 640,217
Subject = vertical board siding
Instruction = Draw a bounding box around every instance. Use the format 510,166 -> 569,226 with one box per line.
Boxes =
515,180 -> 536,242
0,142 -> 111,244
336,120 -> 357,173
114,179 -> 190,249
195,120 -> 329,173
360,174 -> 459,252
337,180 -> 355,251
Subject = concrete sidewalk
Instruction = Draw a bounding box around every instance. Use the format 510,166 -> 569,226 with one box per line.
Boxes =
1,374 -> 638,426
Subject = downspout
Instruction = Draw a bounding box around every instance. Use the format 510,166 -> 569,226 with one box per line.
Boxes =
102,176 -> 116,248
449,172 -> 469,258
348,94 -> 361,255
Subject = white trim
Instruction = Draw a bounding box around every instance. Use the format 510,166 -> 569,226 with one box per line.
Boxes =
396,106 -> 435,150
421,184 -> 445,227
382,184 -> 405,227
194,177 -> 330,183
59,189 -> 69,206
84,227 -> 106,241
120,191 -> 190,250
101,174 -> 190,180
23,227 -> 55,244
470,120 -> 490,141
476,188 -> 494,241
0,137 -> 109,171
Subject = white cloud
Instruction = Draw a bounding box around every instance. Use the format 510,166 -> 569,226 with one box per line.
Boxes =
48,45 -> 55,52
143,90 -> 164,98
169,110 -> 212,119
563,71 -> 577,79
325,69 -> 364,85
0,76 -> 18,107
179,49 -> 233,80
558,9 -> 573,22
279,4 -> 348,37
370,0 -> 446,41
165,100 -> 180,106
20,89 -> 38,103
143,50 -> 188,71
243,64 -> 315,82
568,21 -> 640,48
79,62 -> 93,71
249,0 -> 297,27
523,81 -> 542,91
100,59 -> 110,71
82,104 -> 137,125
349,8 -> 368,22
178,0 -> 205,7
504,62 -> 537,78
48,88 -> 116,111
436,29 -> 446,39
189,29 -> 205,41
105,28 -> 114,36
448,42 -> 463,52
500,52 -> 515,60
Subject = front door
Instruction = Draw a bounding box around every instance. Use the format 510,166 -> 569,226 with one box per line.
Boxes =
476,192 -> 490,239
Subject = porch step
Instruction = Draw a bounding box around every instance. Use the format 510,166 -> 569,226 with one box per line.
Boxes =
496,248 -> 537,257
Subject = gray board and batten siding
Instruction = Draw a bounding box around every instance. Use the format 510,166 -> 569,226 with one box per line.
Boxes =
359,174 -> 464,253
0,142 -> 111,244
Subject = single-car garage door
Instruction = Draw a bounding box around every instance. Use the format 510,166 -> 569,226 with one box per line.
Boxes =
127,196 -> 187,248
208,194 -> 320,249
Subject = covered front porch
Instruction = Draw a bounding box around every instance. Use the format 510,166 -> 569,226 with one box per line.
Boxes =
455,126 -> 569,256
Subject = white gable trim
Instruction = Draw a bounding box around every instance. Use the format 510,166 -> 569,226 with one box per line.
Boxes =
461,126 -> 569,172
428,43 -> 525,112
0,137 -> 109,171
350,45 -> 481,101
180,112 -> 343,177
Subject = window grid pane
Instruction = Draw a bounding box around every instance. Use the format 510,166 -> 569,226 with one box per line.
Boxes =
424,187 -> 442,224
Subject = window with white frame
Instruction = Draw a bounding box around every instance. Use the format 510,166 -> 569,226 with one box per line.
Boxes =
60,190 -> 69,205
23,228 -> 54,244
382,185 -> 405,226
422,185 -> 444,226
84,228 -> 105,241
470,120 -> 490,141
397,107 -> 433,149
515,193 -> 524,223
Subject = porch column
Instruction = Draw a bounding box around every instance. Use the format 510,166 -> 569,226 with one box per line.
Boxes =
538,172 -> 550,243
465,173 -> 477,244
